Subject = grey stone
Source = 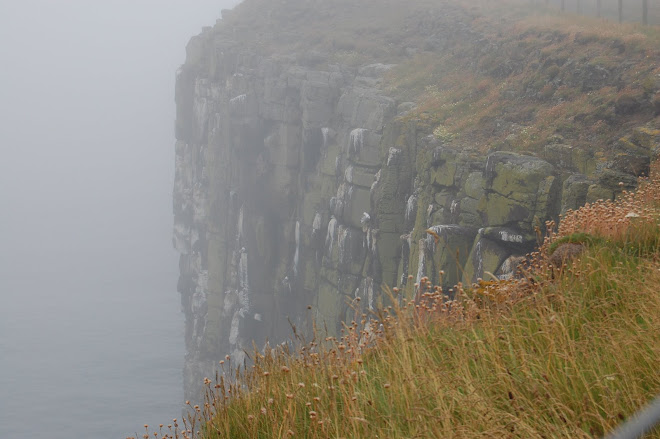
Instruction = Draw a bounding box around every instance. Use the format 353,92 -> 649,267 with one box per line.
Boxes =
561,174 -> 591,214
337,88 -> 396,131
358,63 -> 396,78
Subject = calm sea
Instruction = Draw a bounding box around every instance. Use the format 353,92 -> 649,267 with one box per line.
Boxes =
0,2 -> 242,437
0,263 -> 184,438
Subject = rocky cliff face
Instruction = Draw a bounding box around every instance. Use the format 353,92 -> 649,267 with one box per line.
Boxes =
173,2 -> 658,401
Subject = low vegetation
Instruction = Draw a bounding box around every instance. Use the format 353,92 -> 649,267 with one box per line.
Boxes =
222,0 -> 659,158
133,162 -> 660,439
386,3 -> 660,157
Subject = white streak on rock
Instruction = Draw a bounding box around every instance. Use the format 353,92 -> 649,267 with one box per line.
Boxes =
229,94 -> 246,104
387,147 -> 401,166
360,212 -> 371,225
475,240 -> 483,278
370,169 -> 381,195
229,313 -> 240,345
416,238 -> 426,284
293,221 -> 300,277
348,128 -> 367,154
312,212 -> 322,233
321,127 -> 330,148
326,216 -> 338,255
427,204 -> 435,221
405,194 -> 417,223
237,205 -> 244,243
499,230 -> 523,243
365,277 -> 374,310
239,250 -> 249,293
338,225 -> 350,265
344,165 -> 354,184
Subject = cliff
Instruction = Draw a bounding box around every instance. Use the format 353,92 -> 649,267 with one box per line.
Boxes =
173,0 -> 660,401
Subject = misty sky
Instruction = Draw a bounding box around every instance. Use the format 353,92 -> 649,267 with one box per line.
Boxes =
0,1 -> 238,437
0,0 -> 236,279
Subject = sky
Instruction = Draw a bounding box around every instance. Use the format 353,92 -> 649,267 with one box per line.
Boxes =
0,0 -> 237,279
0,1 -> 239,437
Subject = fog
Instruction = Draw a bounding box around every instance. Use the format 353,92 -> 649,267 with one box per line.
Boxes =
0,1 -> 238,437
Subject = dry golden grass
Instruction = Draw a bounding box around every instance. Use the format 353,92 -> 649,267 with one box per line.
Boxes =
134,163 -> 660,439
553,162 -> 660,242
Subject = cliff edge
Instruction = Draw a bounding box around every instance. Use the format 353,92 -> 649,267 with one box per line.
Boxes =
173,0 -> 659,401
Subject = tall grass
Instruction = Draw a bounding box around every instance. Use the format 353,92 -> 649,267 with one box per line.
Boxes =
133,163 -> 660,438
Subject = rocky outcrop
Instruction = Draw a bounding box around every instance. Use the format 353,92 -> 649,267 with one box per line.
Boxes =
172,5 -> 657,402
174,30 -> 400,398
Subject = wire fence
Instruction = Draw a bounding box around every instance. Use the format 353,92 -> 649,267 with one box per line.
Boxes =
531,0 -> 660,26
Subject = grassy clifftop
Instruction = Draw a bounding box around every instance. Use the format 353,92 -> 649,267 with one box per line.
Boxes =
386,6 -> 660,157
212,0 -> 660,159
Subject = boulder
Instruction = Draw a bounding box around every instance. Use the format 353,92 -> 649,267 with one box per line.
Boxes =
496,255 -> 526,280
549,243 -> 585,267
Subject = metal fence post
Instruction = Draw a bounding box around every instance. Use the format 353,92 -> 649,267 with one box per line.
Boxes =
603,395 -> 660,439
642,0 -> 648,25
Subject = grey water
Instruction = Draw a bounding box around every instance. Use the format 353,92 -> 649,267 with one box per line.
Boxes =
0,1 -> 238,437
